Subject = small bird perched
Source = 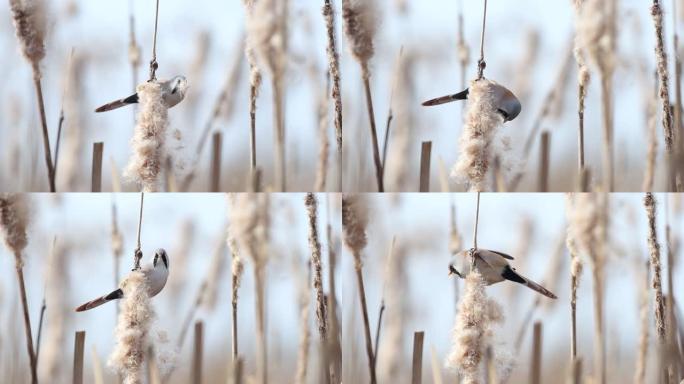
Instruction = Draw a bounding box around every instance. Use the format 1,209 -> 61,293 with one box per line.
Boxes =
449,248 -> 556,299
95,76 -> 188,113
422,80 -> 521,122
75,248 -> 170,311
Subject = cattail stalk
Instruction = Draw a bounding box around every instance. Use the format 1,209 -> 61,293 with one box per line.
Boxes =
294,261 -> 311,384
342,195 -> 377,384
342,0 -> 383,192
322,0 -> 343,191
124,82 -> 169,192
651,1 -> 676,154
644,193 -> 667,341
0,194 -> 37,384
634,260 -> 650,384
325,196 -> 342,383
9,0 -> 54,192
228,234 -> 243,361
315,75 -> 330,192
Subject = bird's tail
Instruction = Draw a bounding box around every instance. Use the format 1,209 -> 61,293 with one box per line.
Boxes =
75,288 -> 123,312
421,89 -> 469,106
94,93 -> 139,113
502,266 -> 557,299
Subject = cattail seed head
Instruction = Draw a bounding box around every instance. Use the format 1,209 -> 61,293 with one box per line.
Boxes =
342,0 -> 377,77
0,193 -> 29,266
451,79 -> 508,192
9,0 -> 46,71
342,195 -> 368,267
108,271 -> 155,384
124,82 -> 169,192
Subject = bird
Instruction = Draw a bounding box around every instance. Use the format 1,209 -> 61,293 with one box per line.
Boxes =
422,80 -> 521,122
75,248 -> 170,312
449,248 -> 557,299
94,75 -> 188,113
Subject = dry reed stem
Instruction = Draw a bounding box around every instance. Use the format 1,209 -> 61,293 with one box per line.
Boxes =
0,194 -> 37,384
430,345 -> 444,384
91,346 -> 105,384
243,0 -> 263,180
191,322 -> 203,384
325,196 -> 342,383
538,132 -> 550,192
73,331 -> 85,384
420,142 -> 432,192
644,82 -> 659,192
305,194 -> 329,341
210,132 -> 222,192
644,193 -> 667,341
125,82 -> 169,192
91,142 -> 104,192
411,331 -> 424,384
635,260 -> 651,384
228,233 -> 243,361
530,323 -> 542,384
315,74 -> 330,192
341,195 -> 376,384
294,260 -> 311,384
108,271 -> 154,384
572,0 -> 590,175
452,79 -> 506,192
322,0 -> 343,190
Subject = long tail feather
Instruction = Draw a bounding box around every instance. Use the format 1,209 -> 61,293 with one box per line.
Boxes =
94,93 -> 139,113
502,266 -> 557,299
75,288 -> 123,312
421,89 -> 469,106
523,278 -> 557,299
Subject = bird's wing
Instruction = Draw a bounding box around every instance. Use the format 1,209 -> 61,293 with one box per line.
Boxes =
489,250 -> 514,260
476,249 -> 511,269
75,288 -> 123,312
95,93 -> 139,113
501,266 -> 557,299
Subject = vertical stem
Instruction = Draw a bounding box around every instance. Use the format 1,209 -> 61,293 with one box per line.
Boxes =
362,75 -> 384,192
570,273 -> 578,359
600,74 -> 614,192
411,331 -> 424,384
255,267 -> 267,384
16,262 -> 38,384
72,331 -> 85,384
192,321 -> 203,384
250,84 -> 258,175
531,322 -> 542,384
476,0 -> 488,79
354,260 -> 376,384
148,0 -> 160,81
134,192 -> 145,270
273,77 -> 286,192
473,192 -> 481,250
578,83 -> 586,173
91,142 -> 104,192
210,132 -> 222,192
232,277 -> 239,361
33,73 -> 55,192
539,132 -> 550,192
419,141 -> 432,192
233,358 -> 244,384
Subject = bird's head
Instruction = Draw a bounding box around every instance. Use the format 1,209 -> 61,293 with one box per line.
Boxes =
170,75 -> 188,98
153,248 -> 169,269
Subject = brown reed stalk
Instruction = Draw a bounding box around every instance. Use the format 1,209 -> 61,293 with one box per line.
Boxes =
411,331 -> 424,384
315,73 -> 330,192
531,322 -> 542,384
9,0 -> 55,192
192,322 -> 203,384
419,142 -> 432,192
305,194 -> 329,339
572,0 -> 591,184
644,77 -> 658,192
91,142 -> 104,192
0,194 -> 37,384
228,234 -> 243,361
294,259 -> 311,384
210,132 -> 222,192
644,193 -> 667,341
72,331 -> 85,384
322,0 -> 343,191
342,0 -> 383,192
539,131 -> 550,192
342,195 -> 377,384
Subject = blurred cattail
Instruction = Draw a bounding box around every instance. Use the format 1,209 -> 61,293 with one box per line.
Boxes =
342,0 -> 377,79
342,0 -> 384,192
451,79 -> 508,192
565,195 -> 584,359
0,194 -> 37,384
9,0 -> 46,73
124,82 -> 169,192
445,271 -> 504,384
571,0 -> 591,174
227,229 -> 243,360
294,258 -> 311,384
314,73 -> 330,192
650,1 -> 675,153
643,79 -> 658,192
58,54 -> 87,191
322,0 -> 343,189
644,193 -> 666,341
108,271 -> 155,384
565,193 -> 606,383
634,259 -> 651,384
200,238 -> 227,311
449,202 -> 462,256
341,194 -> 376,383
39,241 -> 71,383
168,220 -> 194,297
228,193 -> 270,384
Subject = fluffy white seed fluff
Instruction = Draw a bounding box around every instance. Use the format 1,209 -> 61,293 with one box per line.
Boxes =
124,82 -> 169,192
108,271 -> 155,384
451,79 -> 507,192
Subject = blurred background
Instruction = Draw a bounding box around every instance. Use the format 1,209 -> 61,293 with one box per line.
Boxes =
341,193 -> 683,383
0,193 -> 341,383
